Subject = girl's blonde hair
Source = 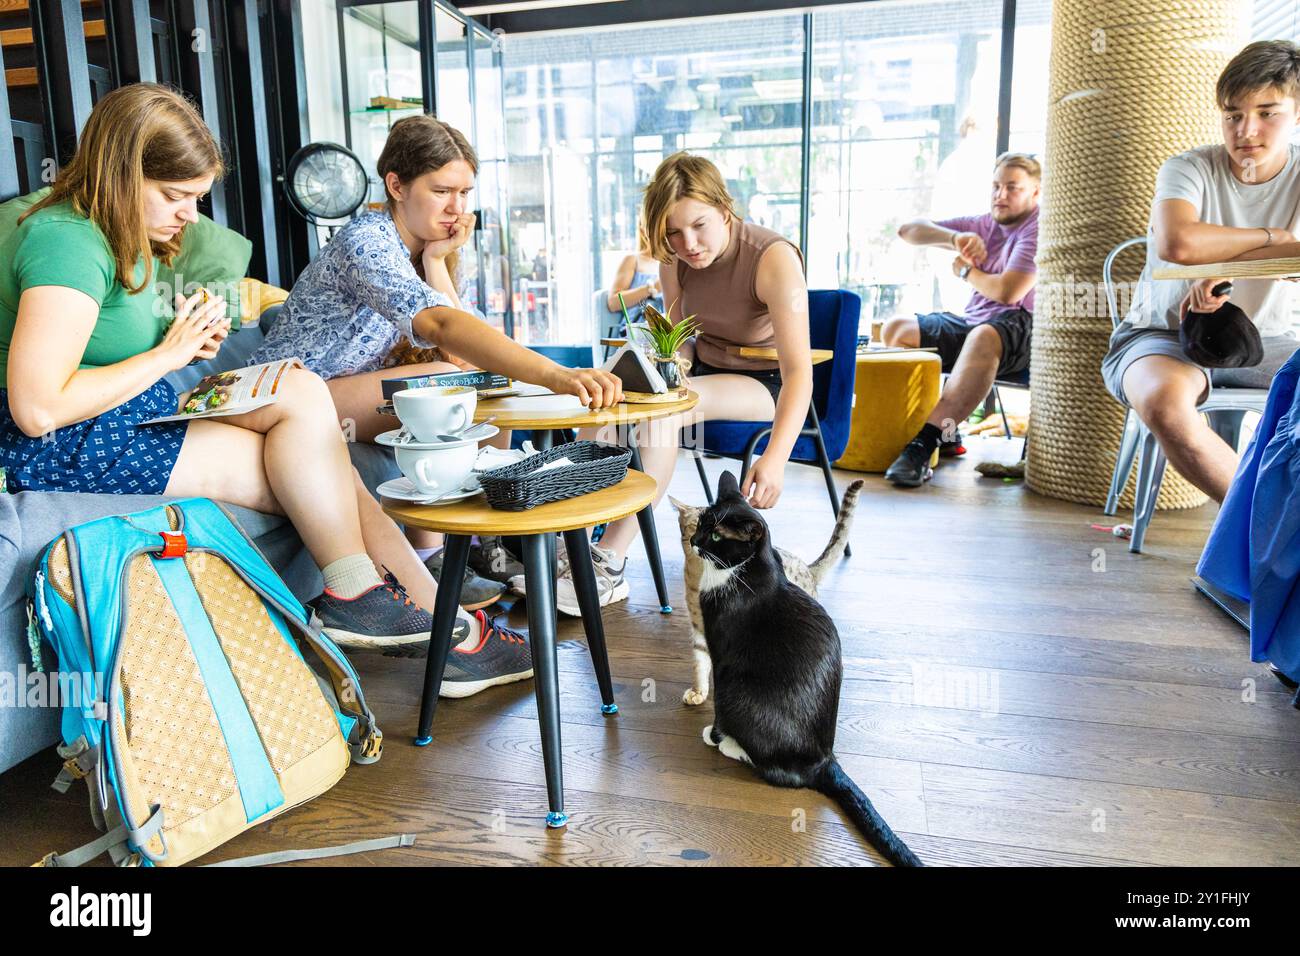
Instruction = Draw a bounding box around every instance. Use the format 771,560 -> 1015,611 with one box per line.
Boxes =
20,83 -> 223,294
377,114 -> 478,284
641,152 -> 738,263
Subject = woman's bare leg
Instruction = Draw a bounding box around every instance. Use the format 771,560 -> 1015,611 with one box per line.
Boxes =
164,367 -> 441,609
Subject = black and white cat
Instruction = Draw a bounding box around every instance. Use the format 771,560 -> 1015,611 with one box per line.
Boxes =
692,471 -> 922,867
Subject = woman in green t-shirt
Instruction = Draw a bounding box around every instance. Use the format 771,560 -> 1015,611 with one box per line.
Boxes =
0,83 -> 526,669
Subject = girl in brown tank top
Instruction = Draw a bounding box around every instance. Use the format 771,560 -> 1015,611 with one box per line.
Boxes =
571,152 -> 815,616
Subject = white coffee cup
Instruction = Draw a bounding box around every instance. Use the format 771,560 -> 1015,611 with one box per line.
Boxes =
394,441 -> 478,498
393,385 -> 478,443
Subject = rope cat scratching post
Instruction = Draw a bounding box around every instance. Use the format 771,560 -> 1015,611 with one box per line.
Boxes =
1027,0 -> 1248,509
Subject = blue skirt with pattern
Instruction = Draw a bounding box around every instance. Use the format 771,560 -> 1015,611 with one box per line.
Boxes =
0,380 -> 189,495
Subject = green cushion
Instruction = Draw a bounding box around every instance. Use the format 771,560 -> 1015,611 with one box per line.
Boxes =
0,187 -> 253,329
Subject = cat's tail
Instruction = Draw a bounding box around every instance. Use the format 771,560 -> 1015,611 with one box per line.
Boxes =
815,759 -> 923,867
808,480 -> 865,584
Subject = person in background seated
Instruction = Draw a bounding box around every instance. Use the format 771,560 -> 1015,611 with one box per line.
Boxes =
882,152 -> 1041,487
1101,40 -> 1300,504
253,114 -> 622,609
604,226 -> 664,334
515,152 -> 814,617
0,84 -> 531,698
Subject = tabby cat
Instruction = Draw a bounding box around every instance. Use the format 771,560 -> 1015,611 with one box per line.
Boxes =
669,478 -> 862,706
690,471 -> 921,867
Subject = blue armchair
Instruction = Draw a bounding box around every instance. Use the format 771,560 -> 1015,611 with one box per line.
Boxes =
691,289 -> 861,549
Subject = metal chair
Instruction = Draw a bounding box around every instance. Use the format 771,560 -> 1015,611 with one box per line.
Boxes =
1101,237 -> 1268,553
596,289 -> 624,361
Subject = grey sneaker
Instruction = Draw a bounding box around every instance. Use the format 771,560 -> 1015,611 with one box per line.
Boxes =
384,609 -> 534,698
511,542 -> 629,618
470,535 -> 526,588
313,571 -> 435,654
425,548 -> 507,611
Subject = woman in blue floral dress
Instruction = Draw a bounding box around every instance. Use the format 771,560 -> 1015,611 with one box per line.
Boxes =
254,115 -> 619,444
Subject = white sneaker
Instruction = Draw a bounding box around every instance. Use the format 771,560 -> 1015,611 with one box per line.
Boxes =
511,542 -> 630,618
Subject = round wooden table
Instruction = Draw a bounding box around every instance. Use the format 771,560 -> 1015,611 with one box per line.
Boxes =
469,387 -> 699,613
473,386 -> 698,437
383,471 -> 658,829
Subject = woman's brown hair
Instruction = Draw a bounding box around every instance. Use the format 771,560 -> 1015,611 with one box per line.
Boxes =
377,114 -> 479,284
19,83 -> 223,294
641,152 -> 738,263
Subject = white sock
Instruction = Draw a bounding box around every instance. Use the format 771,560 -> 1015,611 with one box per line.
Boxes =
322,554 -> 383,599
415,547 -> 438,562
455,609 -> 480,650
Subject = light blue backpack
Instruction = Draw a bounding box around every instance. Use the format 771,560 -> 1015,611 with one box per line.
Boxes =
28,497 -> 407,867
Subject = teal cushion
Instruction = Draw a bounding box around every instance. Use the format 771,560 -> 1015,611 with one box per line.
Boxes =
0,188 -> 253,329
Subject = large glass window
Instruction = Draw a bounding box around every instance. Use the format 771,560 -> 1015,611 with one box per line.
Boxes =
473,24 -> 511,332
807,1 -> 1010,324
502,14 -> 806,346
435,9 -> 473,142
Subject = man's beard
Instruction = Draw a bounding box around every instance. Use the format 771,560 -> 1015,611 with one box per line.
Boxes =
992,207 -> 1031,225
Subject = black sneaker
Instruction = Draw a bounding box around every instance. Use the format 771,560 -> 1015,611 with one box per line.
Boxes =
425,549 -> 506,611
468,535 -> 525,588
313,571 -> 436,654
938,431 -> 966,458
384,609 -> 534,698
885,439 -> 934,487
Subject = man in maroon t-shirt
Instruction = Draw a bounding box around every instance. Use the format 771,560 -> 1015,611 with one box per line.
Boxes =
882,152 -> 1041,487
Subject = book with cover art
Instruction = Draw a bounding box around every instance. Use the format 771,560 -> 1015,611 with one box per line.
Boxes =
380,368 -> 514,401
140,358 -> 303,425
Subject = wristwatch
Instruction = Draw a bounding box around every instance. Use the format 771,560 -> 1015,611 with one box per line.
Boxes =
958,263 -> 973,280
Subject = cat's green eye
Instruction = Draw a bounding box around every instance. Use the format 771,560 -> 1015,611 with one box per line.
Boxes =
710,531 -> 721,542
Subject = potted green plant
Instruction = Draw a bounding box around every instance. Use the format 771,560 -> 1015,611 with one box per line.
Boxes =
633,299 -> 698,390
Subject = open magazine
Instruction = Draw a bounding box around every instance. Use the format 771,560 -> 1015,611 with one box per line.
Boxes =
140,358 -> 303,425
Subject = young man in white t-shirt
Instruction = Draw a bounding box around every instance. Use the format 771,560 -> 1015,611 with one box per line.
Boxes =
1102,40 -> 1300,503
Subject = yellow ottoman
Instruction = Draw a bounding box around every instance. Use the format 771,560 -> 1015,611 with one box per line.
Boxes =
835,351 -> 943,473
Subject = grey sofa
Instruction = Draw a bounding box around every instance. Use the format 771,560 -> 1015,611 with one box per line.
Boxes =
0,310 -> 401,776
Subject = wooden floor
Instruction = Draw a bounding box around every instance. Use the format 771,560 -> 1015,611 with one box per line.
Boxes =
5,438 -> 1300,867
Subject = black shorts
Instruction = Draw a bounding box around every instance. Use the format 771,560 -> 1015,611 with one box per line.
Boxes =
689,357 -> 782,403
917,309 -> 1032,377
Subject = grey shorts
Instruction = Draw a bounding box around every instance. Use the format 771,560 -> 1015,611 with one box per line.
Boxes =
1101,325 -> 1299,406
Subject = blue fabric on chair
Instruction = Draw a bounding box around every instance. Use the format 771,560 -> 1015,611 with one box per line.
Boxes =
699,290 -> 861,462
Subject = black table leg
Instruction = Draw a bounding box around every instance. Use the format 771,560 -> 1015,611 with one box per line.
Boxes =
521,533 -> 567,828
530,428 -> 560,609
627,440 -> 672,614
414,534 -> 471,746
562,529 -> 618,715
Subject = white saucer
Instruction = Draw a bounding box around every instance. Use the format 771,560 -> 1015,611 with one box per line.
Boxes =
376,477 -> 483,505
375,424 -> 499,449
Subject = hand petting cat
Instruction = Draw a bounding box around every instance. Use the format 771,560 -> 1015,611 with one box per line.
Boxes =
741,454 -> 784,509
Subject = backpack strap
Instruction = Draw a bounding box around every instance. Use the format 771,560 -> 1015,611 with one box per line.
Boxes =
50,737 -> 97,794
203,833 -> 415,867
34,805 -> 165,868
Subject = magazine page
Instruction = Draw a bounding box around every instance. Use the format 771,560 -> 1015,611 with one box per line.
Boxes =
140,358 -> 303,425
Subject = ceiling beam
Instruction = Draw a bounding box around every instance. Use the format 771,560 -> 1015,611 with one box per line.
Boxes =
474,0 -> 882,34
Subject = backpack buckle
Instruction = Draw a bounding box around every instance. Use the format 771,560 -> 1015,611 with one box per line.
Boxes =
158,532 -> 188,559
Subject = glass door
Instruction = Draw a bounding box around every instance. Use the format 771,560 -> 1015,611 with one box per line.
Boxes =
339,1 -> 426,208
340,1 -> 426,205
471,22 -> 512,336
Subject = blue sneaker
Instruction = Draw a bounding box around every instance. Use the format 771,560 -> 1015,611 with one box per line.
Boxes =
383,609 -> 534,698
313,571 -> 435,655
